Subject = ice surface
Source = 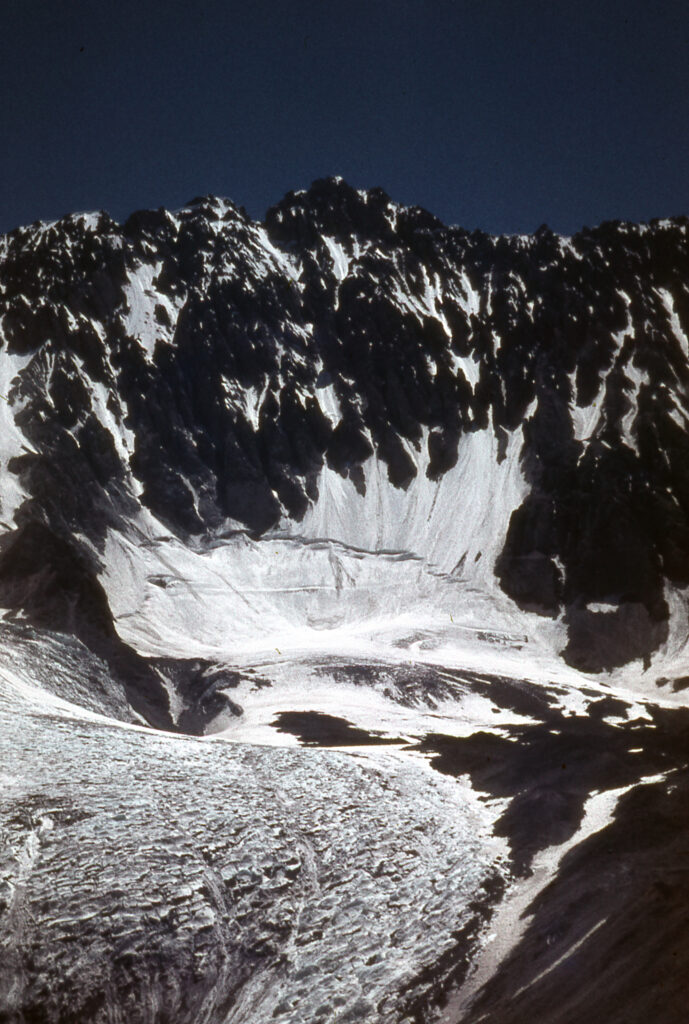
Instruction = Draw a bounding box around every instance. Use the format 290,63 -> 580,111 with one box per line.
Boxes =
0,669 -> 505,1024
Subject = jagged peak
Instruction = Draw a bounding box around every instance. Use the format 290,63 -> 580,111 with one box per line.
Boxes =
264,176 -> 444,250
178,194 -> 248,221
4,209 -> 118,249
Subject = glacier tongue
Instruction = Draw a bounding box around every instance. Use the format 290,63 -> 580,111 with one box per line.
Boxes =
0,672 -> 507,1024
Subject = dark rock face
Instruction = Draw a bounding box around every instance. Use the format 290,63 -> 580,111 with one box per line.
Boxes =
0,522 -> 116,644
0,522 -> 178,729
465,763 -> 689,1024
1,181 -> 688,669
416,696 -> 688,876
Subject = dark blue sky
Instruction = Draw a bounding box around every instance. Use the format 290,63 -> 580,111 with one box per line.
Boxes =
2,0 -> 688,235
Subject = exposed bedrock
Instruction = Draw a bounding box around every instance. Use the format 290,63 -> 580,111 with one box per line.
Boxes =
462,767 -> 689,1024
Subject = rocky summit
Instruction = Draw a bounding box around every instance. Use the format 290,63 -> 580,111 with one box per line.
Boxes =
1,178 -> 689,1023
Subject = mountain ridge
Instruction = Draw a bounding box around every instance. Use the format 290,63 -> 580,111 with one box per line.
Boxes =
2,177 -> 689,680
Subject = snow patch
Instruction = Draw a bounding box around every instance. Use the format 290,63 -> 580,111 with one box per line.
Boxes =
0,349 -> 34,528
658,287 -> 689,360
323,236 -> 350,282
122,261 -> 177,361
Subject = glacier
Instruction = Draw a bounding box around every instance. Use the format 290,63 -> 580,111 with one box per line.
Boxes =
1,178 -> 689,1022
